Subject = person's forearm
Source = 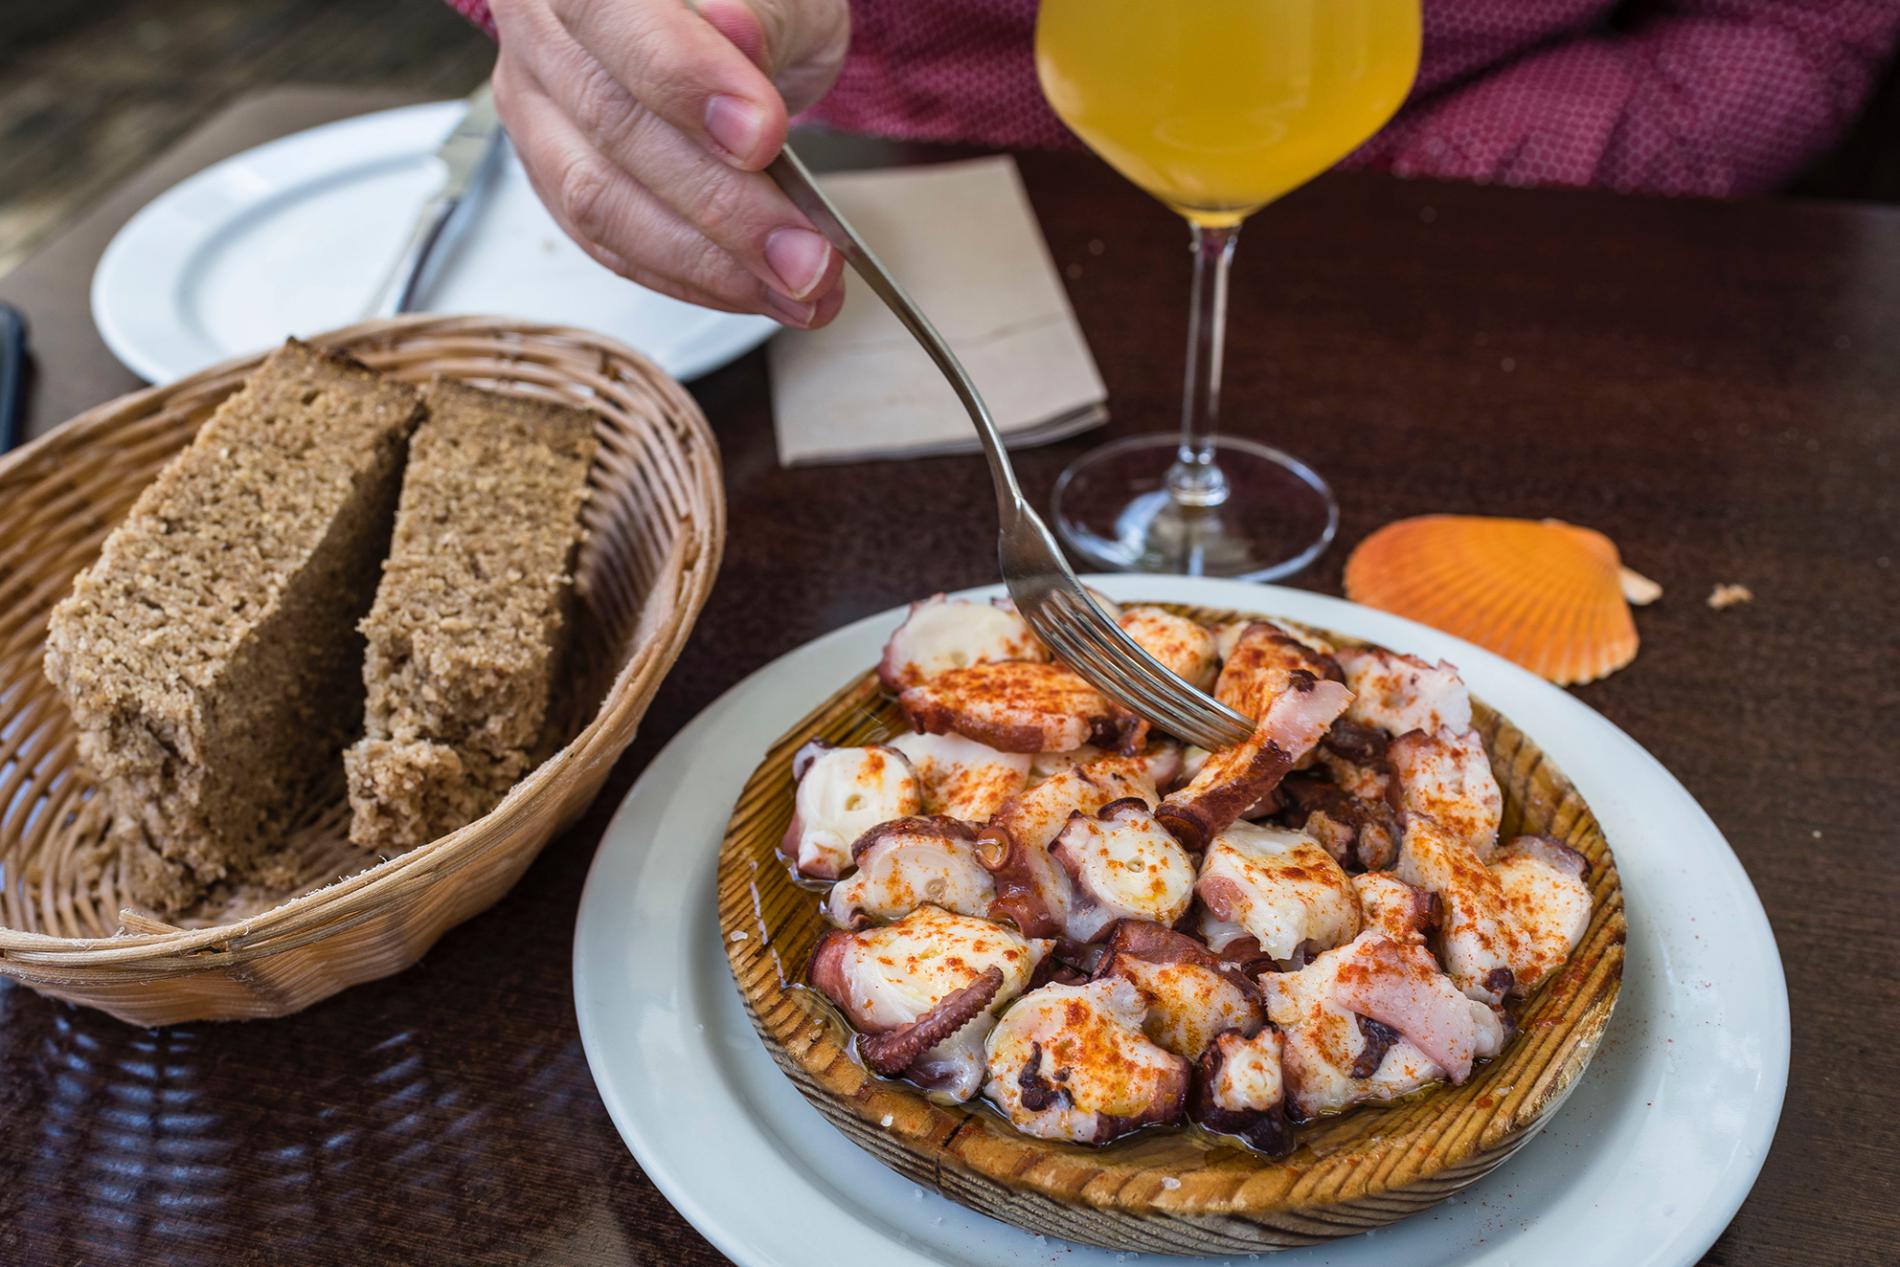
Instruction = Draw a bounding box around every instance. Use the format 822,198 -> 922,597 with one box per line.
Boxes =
1351,0 -> 1900,197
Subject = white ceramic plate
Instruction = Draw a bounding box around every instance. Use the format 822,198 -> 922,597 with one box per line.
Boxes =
574,576 -> 1788,1267
93,101 -> 776,384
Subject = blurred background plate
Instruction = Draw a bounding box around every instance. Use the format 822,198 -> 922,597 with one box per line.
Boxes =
91,100 -> 776,384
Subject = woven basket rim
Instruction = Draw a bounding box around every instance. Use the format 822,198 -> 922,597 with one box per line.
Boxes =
0,314 -> 725,965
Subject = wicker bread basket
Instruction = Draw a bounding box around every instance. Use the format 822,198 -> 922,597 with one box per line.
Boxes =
0,315 -> 724,1025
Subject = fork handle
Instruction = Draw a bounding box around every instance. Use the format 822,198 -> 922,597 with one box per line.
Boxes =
767,147 -> 1024,510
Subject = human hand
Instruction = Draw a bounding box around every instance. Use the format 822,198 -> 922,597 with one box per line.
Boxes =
490,0 -> 850,326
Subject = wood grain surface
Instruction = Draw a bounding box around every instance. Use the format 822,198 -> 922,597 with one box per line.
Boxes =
0,88 -> 1894,1267
717,608 -> 1624,1254
0,0 -> 491,273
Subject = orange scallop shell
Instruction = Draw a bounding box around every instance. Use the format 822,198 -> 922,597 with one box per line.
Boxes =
1344,516 -> 1640,686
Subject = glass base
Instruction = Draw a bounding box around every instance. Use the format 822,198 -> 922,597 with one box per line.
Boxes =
1050,434 -> 1338,580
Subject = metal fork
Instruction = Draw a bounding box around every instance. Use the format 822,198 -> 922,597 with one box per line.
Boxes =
768,147 -> 1254,751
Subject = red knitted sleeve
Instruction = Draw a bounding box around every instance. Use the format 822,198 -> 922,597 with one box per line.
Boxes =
1345,0 -> 1900,197
444,0 -> 496,40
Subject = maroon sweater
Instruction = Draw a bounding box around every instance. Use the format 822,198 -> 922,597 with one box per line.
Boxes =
448,0 -> 1900,197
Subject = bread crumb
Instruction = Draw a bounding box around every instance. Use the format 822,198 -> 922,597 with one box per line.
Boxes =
1707,583 -> 1753,610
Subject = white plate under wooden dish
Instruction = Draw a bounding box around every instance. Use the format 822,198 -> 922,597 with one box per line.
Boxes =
720,604 -> 1622,1253
573,576 -> 1788,1267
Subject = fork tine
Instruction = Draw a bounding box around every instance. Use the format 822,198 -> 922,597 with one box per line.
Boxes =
1029,597 -> 1251,750
1054,611 -> 1209,736
1035,614 -> 1192,739
1063,601 -> 1253,746
1046,593 -> 1232,733
1039,608 -> 1205,735
1038,617 -> 1180,733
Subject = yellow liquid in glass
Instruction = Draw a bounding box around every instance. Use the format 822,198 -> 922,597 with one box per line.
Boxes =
1036,0 -> 1421,226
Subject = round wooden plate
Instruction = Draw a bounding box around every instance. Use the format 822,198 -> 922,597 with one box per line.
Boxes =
717,605 -> 1625,1255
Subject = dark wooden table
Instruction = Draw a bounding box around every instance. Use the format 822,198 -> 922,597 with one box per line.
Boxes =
2,87 -> 1895,1267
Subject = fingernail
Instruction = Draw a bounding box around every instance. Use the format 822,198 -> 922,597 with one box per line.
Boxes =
763,289 -> 817,327
705,94 -> 766,165
765,227 -> 831,300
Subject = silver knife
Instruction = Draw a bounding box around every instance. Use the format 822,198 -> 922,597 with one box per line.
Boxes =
364,83 -> 505,318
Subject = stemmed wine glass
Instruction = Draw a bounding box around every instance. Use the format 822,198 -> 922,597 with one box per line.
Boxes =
1036,0 -> 1421,578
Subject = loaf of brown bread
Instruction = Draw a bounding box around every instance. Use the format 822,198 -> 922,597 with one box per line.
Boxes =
344,379 -> 596,852
43,340 -> 424,912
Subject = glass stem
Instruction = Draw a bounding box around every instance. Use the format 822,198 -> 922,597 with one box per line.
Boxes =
1168,220 -> 1238,509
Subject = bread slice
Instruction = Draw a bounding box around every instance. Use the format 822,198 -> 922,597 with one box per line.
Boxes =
344,380 -> 596,852
43,340 -> 424,912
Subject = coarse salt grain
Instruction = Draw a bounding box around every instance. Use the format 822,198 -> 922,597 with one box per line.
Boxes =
880,1114 -> 893,1128
1161,1176 -> 1181,1190
729,930 -> 748,942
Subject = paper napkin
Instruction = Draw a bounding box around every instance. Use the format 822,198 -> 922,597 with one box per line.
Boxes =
769,155 -> 1107,466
